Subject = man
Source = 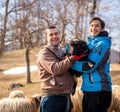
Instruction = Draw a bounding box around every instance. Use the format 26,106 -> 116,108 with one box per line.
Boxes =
71,17 -> 112,112
36,26 -> 83,112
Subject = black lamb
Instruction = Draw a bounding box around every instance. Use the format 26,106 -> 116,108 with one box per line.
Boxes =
67,39 -> 90,77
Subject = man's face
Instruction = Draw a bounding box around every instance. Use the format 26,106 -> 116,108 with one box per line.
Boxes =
46,28 -> 61,46
89,20 -> 104,37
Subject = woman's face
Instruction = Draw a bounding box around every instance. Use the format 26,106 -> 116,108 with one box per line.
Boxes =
46,28 -> 61,46
89,20 -> 104,37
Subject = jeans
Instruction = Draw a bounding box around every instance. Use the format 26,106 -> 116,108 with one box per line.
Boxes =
40,95 -> 72,112
82,91 -> 112,112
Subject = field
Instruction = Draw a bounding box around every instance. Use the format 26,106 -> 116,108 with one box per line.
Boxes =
0,47 -> 120,99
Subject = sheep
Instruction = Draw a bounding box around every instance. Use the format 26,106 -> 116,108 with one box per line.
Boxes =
8,90 -> 25,98
71,87 -> 83,112
8,83 -> 24,90
107,85 -> 120,112
71,85 -> 120,112
67,39 -> 90,77
0,90 -> 41,112
66,39 -> 89,95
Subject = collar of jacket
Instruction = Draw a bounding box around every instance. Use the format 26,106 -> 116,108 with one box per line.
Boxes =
46,45 -> 65,60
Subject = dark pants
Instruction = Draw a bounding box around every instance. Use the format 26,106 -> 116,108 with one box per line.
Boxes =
40,95 -> 72,112
82,91 -> 112,112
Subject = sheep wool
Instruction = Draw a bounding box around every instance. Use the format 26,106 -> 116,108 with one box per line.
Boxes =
0,90 -> 41,112
107,85 -> 120,112
71,87 -> 83,112
0,97 -> 41,112
9,90 -> 25,98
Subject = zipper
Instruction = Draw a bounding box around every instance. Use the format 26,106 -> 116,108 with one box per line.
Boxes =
89,73 -> 94,84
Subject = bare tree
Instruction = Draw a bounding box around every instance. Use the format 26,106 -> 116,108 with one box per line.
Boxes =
9,0 -> 38,84
17,0 -> 38,84
54,0 -> 73,46
74,0 -> 81,38
0,0 -> 9,56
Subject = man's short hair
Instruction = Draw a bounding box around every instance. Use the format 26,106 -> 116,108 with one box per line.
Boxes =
47,26 -> 57,29
46,26 -> 60,33
90,17 -> 105,29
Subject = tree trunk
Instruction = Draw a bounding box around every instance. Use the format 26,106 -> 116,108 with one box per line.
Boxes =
25,46 -> 32,84
0,0 -> 9,56
90,0 -> 97,19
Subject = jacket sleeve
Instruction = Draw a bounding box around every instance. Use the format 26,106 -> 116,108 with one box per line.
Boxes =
36,49 -> 75,76
71,39 -> 111,73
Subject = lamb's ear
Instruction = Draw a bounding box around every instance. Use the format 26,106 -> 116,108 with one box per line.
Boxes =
33,94 -> 41,100
70,40 -> 74,46
32,94 -> 42,107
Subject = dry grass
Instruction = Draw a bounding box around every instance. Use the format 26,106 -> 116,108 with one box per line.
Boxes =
0,47 -> 120,99
0,47 -> 40,98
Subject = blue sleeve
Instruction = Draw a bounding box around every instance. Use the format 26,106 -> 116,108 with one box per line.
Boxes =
65,43 -> 69,54
71,39 -> 111,73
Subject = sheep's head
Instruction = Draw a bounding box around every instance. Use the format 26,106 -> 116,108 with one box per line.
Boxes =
69,39 -> 89,56
9,90 -> 25,98
31,94 -> 42,108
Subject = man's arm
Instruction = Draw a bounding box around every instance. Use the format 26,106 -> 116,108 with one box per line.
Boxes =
71,39 -> 111,73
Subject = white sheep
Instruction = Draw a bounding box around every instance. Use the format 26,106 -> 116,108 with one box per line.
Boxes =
9,90 -> 25,98
0,90 -> 41,112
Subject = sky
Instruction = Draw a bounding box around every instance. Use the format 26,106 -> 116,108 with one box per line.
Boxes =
99,0 -> 120,51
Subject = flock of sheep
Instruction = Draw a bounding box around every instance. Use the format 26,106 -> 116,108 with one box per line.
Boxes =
0,85 -> 120,112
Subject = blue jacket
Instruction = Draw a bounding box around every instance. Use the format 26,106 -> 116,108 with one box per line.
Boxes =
71,33 -> 112,92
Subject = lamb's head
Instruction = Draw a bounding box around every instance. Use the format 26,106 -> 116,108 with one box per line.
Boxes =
31,94 -> 42,109
66,39 -> 90,78
69,39 -> 89,56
